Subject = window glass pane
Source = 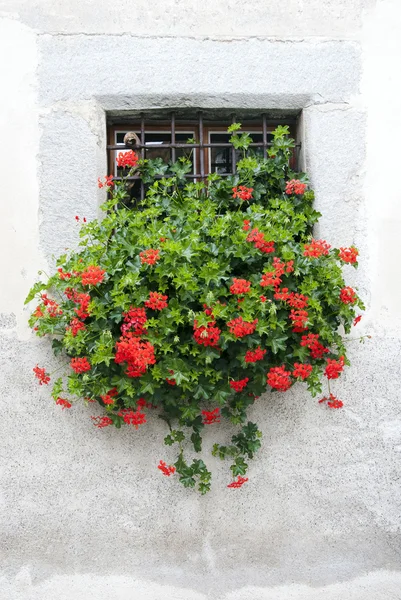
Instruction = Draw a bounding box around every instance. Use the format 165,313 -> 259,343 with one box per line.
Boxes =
209,132 -> 273,174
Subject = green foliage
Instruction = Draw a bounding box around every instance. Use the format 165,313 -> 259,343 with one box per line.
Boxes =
27,125 -> 364,493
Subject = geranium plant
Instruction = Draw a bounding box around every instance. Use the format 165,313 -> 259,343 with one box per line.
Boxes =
27,125 -> 364,493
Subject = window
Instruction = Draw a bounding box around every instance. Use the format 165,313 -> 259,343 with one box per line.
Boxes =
107,111 -> 299,201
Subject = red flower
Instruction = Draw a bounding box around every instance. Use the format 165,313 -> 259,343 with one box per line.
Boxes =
68,318 -> 86,337
303,239 -> 331,258
300,333 -> 329,359
287,292 -> 309,309
230,278 -> 251,295
202,408 -> 220,424
121,307 -> 147,337
56,398 -> 72,409
267,365 -> 292,391
57,267 -> 72,280
98,174 -> 114,188
246,228 -> 275,254
324,356 -> 345,379
73,292 -> 91,319
100,393 -> 115,405
260,295 -> 267,303
193,320 -> 221,347
145,291 -> 168,311
118,408 -> 146,429
354,315 -> 362,326
274,287 -> 290,301
232,186 -> 253,201
339,246 -> 358,264
41,293 -> 62,317
91,415 -> 113,428
33,365 -> 50,385
261,272 -> 281,288
319,393 -> 344,409
115,336 -> 156,377
229,377 -> 249,392
227,317 -> 258,338
81,265 -> 105,286
116,150 -> 139,169
289,309 -> 309,329
245,347 -> 267,363
227,476 -> 249,488
158,460 -> 176,476
242,220 -> 251,231
136,397 -> 154,409
140,249 -> 160,265
340,287 -> 357,304
285,179 -> 307,195
293,363 -> 313,380
70,357 -> 91,373
285,260 -> 294,273
33,305 -> 44,318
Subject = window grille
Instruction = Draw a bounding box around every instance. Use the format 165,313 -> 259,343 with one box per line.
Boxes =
107,111 -> 300,201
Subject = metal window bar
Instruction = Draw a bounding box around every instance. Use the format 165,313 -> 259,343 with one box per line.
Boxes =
109,112 -> 300,182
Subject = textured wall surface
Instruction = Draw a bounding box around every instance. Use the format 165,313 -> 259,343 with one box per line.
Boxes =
1,0 -> 401,599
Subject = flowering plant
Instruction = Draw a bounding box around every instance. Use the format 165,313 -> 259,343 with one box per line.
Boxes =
27,125 -> 364,493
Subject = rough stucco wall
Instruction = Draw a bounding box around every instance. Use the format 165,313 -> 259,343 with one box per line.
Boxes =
1,1 -> 401,599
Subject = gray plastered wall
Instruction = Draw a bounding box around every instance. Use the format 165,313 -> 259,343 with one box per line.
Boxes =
1,1 -> 401,599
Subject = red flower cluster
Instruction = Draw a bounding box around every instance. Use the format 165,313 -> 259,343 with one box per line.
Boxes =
339,246 -> 358,264
229,377 -> 249,392
121,307 -> 147,337
293,363 -> 313,380
118,407 -> 146,429
230,278 -> 251,295
319,393 -> 343,409
232,186 -> 253,201
340,287 -> 357,304
289,309 -> 309,331
41,293 -> 62,317
81,265 -> 105,286
115,335 -> 156,378
227,317 -> 258,338
57,267 -> 72,280
116,150 -> 138,169
193,320 -> 221,347
145,291 -> 168,311
68,318 -> 86,337
260,257 -> 293,289
33,365 -> 50,385
202,408 -> 220,424
287,293 -> 309,309
246,228 -> 275,254
300,333 -> 329,359
245,347 -> 267,363
303,239 -> 331,258
56,398 -> 72,409
285,179 -> 307,195
324,356 -> 345,379
70,357 -> 91,373
91,415 -> 113,428
98,174 -> 114,188
243,219 -> 251,231
100,388 -> 118,406
140,249 -> 160,265
158,460 -> 176,476
227,476 -> 249,489
267,365 -> 292,391
65,289 -> 91,319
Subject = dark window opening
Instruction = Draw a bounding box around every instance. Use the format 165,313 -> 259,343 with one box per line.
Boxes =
107,111 -> 299,201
